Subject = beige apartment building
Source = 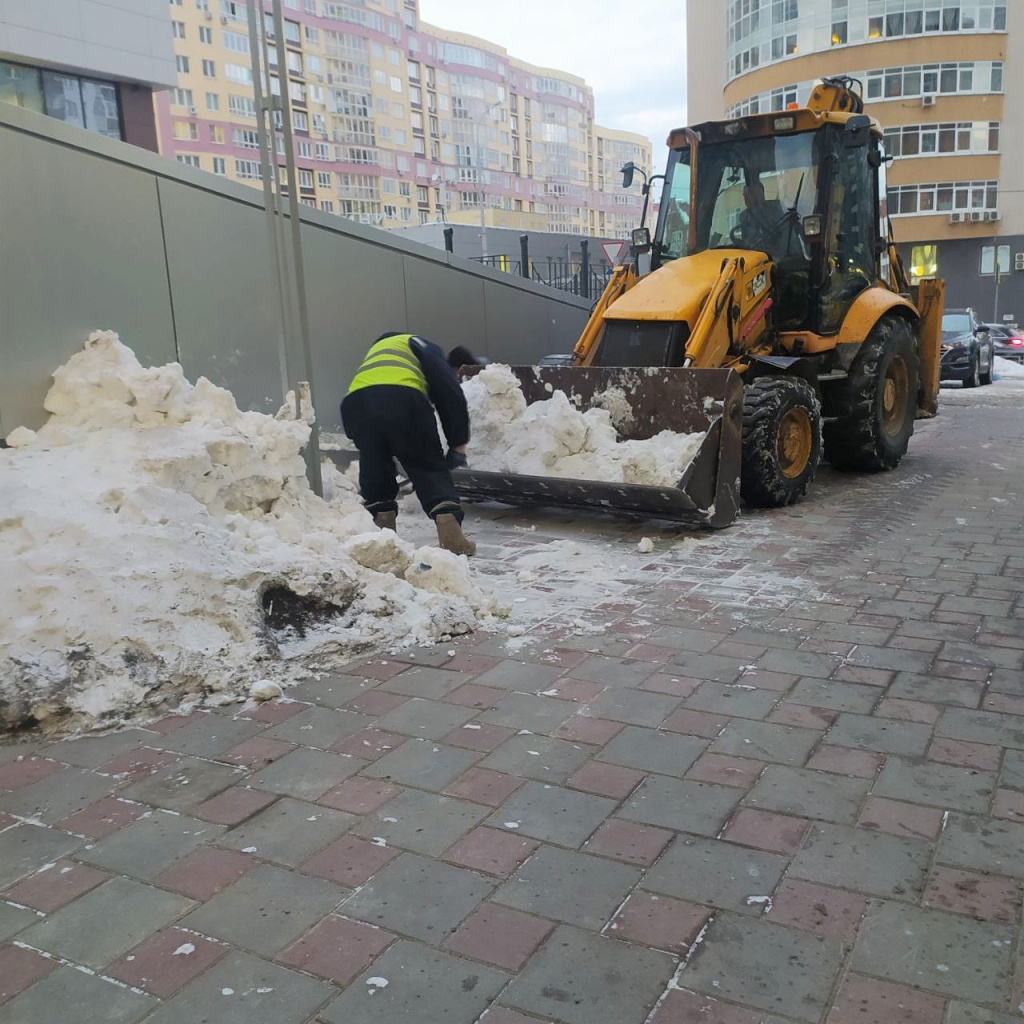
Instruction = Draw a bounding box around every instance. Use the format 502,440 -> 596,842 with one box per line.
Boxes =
687,0 -> 1022,318
158,0 -> 651,238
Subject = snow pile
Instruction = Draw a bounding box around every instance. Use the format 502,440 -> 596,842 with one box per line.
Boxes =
995,356 -> 1024,379
463,364 -> 705,487
0,332 -> 496,733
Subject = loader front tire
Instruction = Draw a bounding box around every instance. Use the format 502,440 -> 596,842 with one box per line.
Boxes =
741,376 -> 821,508
823,316 -> 919,472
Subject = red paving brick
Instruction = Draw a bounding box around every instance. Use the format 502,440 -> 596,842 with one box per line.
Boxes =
444,827 -> 538,877
831,666 -> 894,686
107,928 -> 228,997
445,903 -> 553,970
443,722 -> 516,752
445,683 -> 506,708
57,796 -> 148,838
858,797 -> 944,841
651,988 -> 767,1023
342,690 -> 409,716
350,659 -> 409,680
224,736 -> 296,768
154,847 -> 254,901
536,648 -> 590,670
330,728 -> 405,760
318,777 -> 401,814
144,712 -> 200,734
828,973 -> 946,1024
96,747 -> 179,780
540,678 -> 605,702
553,715 -> 623,745
993,789 -> 1024,820
661,708 -> 729,738
0,756 -> 61,790
0,945 -> 55,1006
301,835 -> 399,888
806,745 -> 883,779
238,699 -> 308,724
4,860 -> 109,912
722,807 -> 809,855
444,767 -> 525,806
686,753 -> 764,788
584,820 -> 672,866
766,703 -> 836,729
567,761 -> 645,800
624,643 -> 678,663
640,673 -> 701,697
875,698 -> 942,724
769,879 -> 867,941
984,693 -> 1024,716
924,866 -> 1019,922
928,737 -> 1001,771
734,669 -> 798,691
476,1010 -> 545,1024
609,892 -> 709,954
933,661 -> 989,682
195,786 -> 277,825
443,651 -> 502,675
278,915 -> 395,984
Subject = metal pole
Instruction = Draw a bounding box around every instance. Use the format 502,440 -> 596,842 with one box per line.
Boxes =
519,234 -> 529,278
580,239 -> 590,299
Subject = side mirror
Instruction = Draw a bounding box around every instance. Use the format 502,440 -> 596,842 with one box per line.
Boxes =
843,114 -> 872,148
631,226 -> 651,254
621,162 -> 635,189
802,214 -> 823,243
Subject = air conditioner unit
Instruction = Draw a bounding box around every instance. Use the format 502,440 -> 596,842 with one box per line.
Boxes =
188,106 -> 197,115
922,94 -> 936,107
1015,252 -> 1024,271
970,211 -> 984,222
220,15 -> 227,24
949,212 -> 964,223
986,211 -> 1001,222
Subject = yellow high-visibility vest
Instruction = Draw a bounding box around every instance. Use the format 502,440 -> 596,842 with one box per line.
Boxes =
347,334 -> 428,395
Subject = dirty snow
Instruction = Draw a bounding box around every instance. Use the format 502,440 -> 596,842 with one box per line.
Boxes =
462,364 -> 705,486
994,356 -> 1024,379
0,332 -> 497,733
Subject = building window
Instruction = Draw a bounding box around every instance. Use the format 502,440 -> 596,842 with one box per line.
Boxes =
177,154 -> 200,167
293,111 -> 308,131
909,245 -> 938,282
298,168 -> 314,188
228,94 -> 256,117
884,121 -> 1001,157
320,199 -> 334,212
173,120 -> 198,140
232,128 -> 259,148
172,20 -> 186,38
205,91 -> 219,111
176,55 -> 190,74
208,124 -> 224,143
223,30 -> 249,53
198,26 -> 213,44
235,159 -> 262,179
169,87 -> 193,107
225,63 -> 253,84
980,245 -> 1011,276
888,180 -> 998,216
390,76 -> 402,93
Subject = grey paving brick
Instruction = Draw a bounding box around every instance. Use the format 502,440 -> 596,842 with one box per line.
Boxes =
19,877 -> 193,968
937,708 -> 1024,750
937,812 -> 1024,878
286,673 -> 373,707
78,809 -> 224,879
179,863 -> 346,956
853,899 -> 1014,1003
685,682 -> 780,720
321,940 -> 506,1024
0,901 -> 39,941
351,788 -> 487,855
494,844 -> 641,930
667,652 -> 746,683
264,706 -> 374,747
248,747 -> 365,800
0,823 -> 83,889
946,1004 -> 1021,1024
0,766 -> 115,823
478,692 -> 579,734
45,729 -> 154,768
362,739 -> 481,790
379,665 -> 471,698
643,835 -> 788,914
649,625 -> 728,653
618,775 -> 741,836
141,950 -> 332,1024
710,720 -> 821,765
846,644 -> 936,673
597,726 -> 706,778
887,672 -> 984,707
941,642 -> 1023,671
727,626 -> 803,650
480,734 -> 592,783
790,823 -> 930,899
341,852 -> 492,942
216,797 -> 353,866
502,923 -> 675,1024
568,655 -> 658,687
154,714 -> 263,759
471,660 -> 565,691
1001,749 -> 1024,790
744,765 -> 870,824
683,912 -> 844,1023
486,782 -> 616,847
825,713 -> 932,756
373,697 -> 478,738
120,756 -> 243,812
788,678 -> 880,714
873,758 -> 996,813
585,687 -> 681,726
0,965 -> 156,1024
759,648 -> 842,678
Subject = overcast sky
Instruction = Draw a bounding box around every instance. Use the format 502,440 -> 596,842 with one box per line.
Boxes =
418,0 -> 688,174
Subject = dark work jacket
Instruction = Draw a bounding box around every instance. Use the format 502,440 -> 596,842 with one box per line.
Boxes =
407,335 -> 471,450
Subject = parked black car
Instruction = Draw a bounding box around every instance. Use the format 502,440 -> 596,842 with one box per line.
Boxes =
941,307 -> 994,387
984,323 -> 1024,365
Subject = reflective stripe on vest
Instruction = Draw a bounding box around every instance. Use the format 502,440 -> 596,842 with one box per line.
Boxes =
347,334 -> 428,395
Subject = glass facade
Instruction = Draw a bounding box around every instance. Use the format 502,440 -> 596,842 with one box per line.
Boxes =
0,59 -> 122,140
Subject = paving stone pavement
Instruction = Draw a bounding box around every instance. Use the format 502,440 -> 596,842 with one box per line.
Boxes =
1,380 -> 1023,1023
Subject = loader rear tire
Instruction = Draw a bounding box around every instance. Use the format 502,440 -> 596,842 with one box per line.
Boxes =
823,316 -> 919,472
741,376 -> 821,508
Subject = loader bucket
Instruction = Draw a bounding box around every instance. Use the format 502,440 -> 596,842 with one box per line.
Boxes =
454,366 -> 743,529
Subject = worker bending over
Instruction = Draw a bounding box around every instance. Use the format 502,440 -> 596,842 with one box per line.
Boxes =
342,331 -> 476,556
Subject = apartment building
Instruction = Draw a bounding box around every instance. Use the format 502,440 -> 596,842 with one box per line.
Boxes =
158,0 -> 651,237
687,0 -> 1023,317
0,0 -> 176,151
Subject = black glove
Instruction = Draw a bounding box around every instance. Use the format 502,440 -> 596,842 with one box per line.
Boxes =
445,449 -> 468,470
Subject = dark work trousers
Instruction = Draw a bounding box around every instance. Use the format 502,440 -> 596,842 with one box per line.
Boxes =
341,384 -> 464,523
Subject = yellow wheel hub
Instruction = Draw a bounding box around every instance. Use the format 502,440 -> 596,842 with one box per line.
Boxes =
882,357 -> 909,436
778,407 -> 813,479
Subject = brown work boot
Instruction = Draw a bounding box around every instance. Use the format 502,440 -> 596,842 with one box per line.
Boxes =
373,510 -> 397,531
435,513 -> 476,556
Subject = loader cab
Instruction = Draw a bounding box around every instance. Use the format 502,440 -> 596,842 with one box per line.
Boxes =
653,112 -> 883,338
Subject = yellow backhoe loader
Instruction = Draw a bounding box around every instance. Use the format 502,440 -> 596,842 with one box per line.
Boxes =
455,77 -> 944,528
